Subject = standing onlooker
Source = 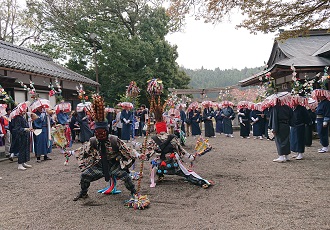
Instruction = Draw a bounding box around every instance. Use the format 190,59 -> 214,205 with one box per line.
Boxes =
290,97 -> 312,160
311,89 -> 330,153
115,108 -> 122,139
202,102 -> 215,137
33,105 -> 54,162
179,105 -> 186,134
10,102 -> 33,170
3,107 -> 11,157
263,107 -> 272,140
305,99 -> 317,147
106,109 -> 114,134
69,111 -> 79,143
237,102 -> 250,138
214,105 -> 223,135
269,94 -> 294,162
221,101 -> 235,138
120,103 -> 133,142
77,106 -> 94,143
188,105 -> 201,136
250,103 -> 264,140
140,104 -> 148,137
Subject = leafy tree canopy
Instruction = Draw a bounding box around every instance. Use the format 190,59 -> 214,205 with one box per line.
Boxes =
25,0 -> 190,105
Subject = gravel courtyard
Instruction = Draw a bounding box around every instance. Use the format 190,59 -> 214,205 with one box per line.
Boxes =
1,131 -> 330,230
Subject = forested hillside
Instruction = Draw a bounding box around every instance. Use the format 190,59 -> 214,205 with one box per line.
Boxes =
183,66 -> 263,88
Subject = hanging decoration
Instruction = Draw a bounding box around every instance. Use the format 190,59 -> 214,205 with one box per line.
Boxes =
0,85 -> 15,104
290,64 -> 314,97
126,81 -> 140,98
317,66 -> 329,90
76,83 -> 88,103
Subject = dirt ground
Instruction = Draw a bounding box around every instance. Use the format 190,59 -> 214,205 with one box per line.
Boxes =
1,131 -> 330,230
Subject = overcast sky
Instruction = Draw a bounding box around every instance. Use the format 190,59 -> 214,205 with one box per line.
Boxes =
165,16 -> 277,70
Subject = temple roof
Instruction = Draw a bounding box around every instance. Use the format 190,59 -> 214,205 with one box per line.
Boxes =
0,40 -> 99,86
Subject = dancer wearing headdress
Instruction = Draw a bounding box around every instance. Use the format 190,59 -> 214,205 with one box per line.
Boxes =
269,92 -> 295,162
31,99 -> 55,162
311,89 -> 330,153
76,102 -> 94,143
120,102 -> 133,142
237,101 -> 251,138
214,103 -> 223,135
202,101 -> 215,138
250,103 -> 264,140
221,101 -> 235,138
69,136 -> 141,201
187,102 -> 201,136
146,102 -> 213,188
9,102 -> 34,170
289,96 -> 312,160
305,99 -> 317,147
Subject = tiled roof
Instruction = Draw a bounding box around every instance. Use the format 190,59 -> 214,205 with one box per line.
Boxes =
0,40 -> 99,86
240,31 -> 330,86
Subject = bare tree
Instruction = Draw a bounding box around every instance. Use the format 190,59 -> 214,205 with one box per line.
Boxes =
166,0 -> 330,38
0,0 -> 40,46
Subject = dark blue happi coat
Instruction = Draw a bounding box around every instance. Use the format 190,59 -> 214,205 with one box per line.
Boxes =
316,99 -> 330,147
33,111 -> 54,156
10,115 -> 30,164
77,111 -> 93,143
188,109 -> 201,136
290,105 -> 312,153
269,104 -> 294,155
250,109 -> 263,136
214,109 -> 223,133
203,107 -> 215,137
238,108 -> 251,137
221,107 -> 235,135
120,109 -> 133,141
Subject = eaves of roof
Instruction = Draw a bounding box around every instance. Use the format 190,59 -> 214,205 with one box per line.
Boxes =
0,40 -> 99,86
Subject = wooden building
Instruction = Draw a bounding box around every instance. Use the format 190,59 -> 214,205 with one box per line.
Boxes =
0,40 -> 99,108
239,29 -> 330,90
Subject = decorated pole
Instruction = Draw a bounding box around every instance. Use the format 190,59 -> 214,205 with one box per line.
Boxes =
125,78 -> 163,209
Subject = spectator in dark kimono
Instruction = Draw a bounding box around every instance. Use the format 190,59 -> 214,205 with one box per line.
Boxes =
115,109 -> 122,139
9,102 -> 33,170
185,109 -> 191,136
311,89 -> 330,153
221,101 -> 235,138
269,93 -> 294,163
120,102 -> 133,142
179,105 -> 187,134
140,104 -> 148,137
77,104 -> 94,143
69,111 -> 79,143
202,101 -> 215,137
237,101 -> 250,138
214,104 -> 223,134
290,96 -> 312,160
188,104 -> 201,136
250,103 -> 264,140
263,107 -> 272,140
33,105 -> 55,162
305,99 -> 317,147
106,108 -> 114,135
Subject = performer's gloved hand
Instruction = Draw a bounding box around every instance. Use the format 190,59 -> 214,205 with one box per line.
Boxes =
323,122 -> 328,127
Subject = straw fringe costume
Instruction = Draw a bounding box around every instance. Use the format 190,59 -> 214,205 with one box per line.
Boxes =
72,135 -> 138,200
